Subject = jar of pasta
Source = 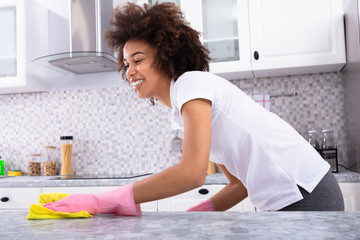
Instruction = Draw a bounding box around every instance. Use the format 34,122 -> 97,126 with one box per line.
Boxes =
43,146 -> 57,176
28,154 -> 41,176
60,136 -> 73,178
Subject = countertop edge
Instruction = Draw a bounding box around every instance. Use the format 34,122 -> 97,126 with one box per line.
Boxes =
0,170 -> 359,188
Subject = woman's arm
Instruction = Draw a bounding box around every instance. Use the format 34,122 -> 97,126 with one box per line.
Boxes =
133,98 -> 212,204
210,164 -> 248,211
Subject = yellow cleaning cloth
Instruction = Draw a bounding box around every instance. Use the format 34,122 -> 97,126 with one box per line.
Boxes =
26,192 -> 93,220
37,192 -> 71,205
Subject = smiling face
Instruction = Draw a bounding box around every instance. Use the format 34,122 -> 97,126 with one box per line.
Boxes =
123,40 -> 171,105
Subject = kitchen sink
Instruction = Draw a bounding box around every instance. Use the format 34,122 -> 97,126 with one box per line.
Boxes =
49,173 -> 152,180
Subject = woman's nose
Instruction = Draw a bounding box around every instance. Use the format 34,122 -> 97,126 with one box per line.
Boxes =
126,64 -> 136,79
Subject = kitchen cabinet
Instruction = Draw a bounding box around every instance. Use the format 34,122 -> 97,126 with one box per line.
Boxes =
248,0 -> 345,78
339,182 -> 360,211
0,187 -> 41,210
0,0 -> 49,94
158,185 -> 256,212
3,182 -> 358,212
0,186 -> 158,211
181,0 -> 252,80
182,0 -> 345,80
42,186 -> 158,212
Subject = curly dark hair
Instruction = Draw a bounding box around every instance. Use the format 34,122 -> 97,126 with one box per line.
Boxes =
104,2 -> 210,81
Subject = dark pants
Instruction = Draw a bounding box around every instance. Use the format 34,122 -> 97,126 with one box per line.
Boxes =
279,170 -> 345,211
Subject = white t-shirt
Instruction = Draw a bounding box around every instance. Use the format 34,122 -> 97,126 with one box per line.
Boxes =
170,71 -> 330,211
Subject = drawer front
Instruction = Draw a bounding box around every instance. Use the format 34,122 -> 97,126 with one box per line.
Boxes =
0,188 -> 41,209
158,185 -> 222,211
339,182 -> 360,211
158,185 -> 255,212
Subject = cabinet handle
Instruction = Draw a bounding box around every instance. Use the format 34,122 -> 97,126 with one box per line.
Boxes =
1,197 -> 9,202
198,188 -> 209,195
254,51 -> 259,60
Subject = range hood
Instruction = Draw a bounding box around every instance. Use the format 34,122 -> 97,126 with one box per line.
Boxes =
33,0 -> 117,74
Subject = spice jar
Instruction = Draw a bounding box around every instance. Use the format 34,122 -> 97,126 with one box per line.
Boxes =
60,136 -> 73,177
307,130 -> 320,150
320,129 -> 337,172
28,154 -> 41,176
43,146 -> 57,176
321,129 -> 334,150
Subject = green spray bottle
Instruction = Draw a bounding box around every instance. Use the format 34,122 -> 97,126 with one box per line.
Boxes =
0,156 -> 4,176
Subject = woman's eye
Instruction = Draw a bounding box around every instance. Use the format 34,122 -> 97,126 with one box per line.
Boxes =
134,59 -> 142,64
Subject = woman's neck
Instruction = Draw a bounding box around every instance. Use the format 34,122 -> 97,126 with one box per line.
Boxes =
155,78 -> 172,108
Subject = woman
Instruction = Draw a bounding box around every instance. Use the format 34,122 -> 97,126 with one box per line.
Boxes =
43,2 -> 344,215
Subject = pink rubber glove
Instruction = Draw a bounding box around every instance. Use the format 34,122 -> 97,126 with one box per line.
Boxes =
186,199 -> 215,211
42,183 -> 141,216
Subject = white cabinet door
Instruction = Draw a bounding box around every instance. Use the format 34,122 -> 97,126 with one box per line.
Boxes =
42,186 -> 158,212
0,0 -> 49,94
158,185 -> 255,212
182,0 -> 253,80
0,187 -> 41,210
0,0 -> 26,88
249,0 -> 346,78
339,182 -> 360,211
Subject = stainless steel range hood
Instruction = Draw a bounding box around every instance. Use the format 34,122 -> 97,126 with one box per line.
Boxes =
33,0 -> 117,74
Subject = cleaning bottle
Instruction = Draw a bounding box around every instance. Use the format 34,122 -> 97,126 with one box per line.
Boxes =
0,156 -> 4,176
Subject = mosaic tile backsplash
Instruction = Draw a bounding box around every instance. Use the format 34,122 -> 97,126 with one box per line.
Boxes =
0,72 -> 348,176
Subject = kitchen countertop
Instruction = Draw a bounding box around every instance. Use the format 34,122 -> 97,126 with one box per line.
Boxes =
0,168 -> 359,188
1,211 -> 359,239
0,167 -> 359,188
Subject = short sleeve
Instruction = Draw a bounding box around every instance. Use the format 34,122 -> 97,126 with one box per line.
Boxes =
173,72 -> 216,113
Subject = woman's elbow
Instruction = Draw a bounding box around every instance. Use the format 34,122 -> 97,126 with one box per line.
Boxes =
187,172 -> 206,188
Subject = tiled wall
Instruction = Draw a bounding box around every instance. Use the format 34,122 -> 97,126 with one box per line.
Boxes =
0,72 -> 347,176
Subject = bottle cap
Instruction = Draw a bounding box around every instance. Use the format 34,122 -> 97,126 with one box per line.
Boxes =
29,153 -> 41,157
8,170 -> 22,176
44,145 -> 56,149
60,136 -> 73,140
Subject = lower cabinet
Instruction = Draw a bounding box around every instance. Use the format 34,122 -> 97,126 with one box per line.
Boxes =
338,182 -> 360,211
158,185 -> 256,212
0,185 -> 254,212
2,183 -> 359,212
42,185 -> 255,212
0,187 -> 41,210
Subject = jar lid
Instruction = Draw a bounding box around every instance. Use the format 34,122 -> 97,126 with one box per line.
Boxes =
44,145 -> 56,149
8,170 -> 22,176
308,130 -> 316,133
60,136 -> 73,140
29,153 -> 41,157
322,129 -> 331,133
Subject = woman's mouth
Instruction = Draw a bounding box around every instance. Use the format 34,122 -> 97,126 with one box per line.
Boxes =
131,79 -> 145,89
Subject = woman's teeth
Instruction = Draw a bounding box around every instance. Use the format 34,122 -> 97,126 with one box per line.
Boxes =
132,79 -> 144,88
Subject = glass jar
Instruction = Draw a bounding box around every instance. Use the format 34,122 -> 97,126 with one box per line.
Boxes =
321,129 -> 334,150
28,154 -> 41,176
60,136 -> 73,178
43,146 -> 56,176
307,130 -> 320,150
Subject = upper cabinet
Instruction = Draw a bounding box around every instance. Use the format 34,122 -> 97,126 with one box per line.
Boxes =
0,0 -> 347,94
249,0 -> 346,78
182,0 -> 346,80
0,0 -> 25,90
181,0 -> 252,79
0,0 -> 127,95
0,0 -> 49,94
